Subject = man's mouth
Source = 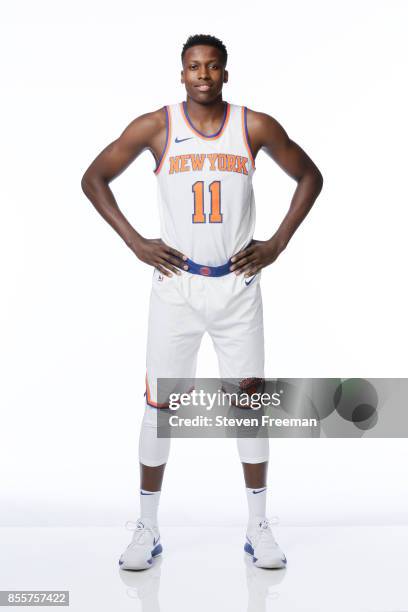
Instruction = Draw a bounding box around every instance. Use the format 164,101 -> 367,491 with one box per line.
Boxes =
196,84 -> 212,92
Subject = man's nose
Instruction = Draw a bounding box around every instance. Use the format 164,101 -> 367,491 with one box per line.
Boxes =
198,69 -> 210,80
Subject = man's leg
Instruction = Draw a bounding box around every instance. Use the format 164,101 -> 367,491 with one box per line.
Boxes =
142,271 -> 204,504
235,411 -> 286,568
209,273 -> 268,522
140,463 -> 166,492
210,273 -> 286,567
242,460 -> 268,489
238,439 -> 269,525
139,463 -> 166,524
119,271 -> 204,570
138,402 -> 171,525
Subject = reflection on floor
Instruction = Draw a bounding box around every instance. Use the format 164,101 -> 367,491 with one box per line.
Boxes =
0,526 -> 407,611
119,554 -> 286,612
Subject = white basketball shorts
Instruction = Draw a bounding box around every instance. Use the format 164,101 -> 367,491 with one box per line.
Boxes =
145,267 -> 264,408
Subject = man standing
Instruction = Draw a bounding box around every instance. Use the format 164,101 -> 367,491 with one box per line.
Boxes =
81,34 -> 323,570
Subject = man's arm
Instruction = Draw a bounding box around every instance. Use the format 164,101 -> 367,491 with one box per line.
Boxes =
81,108 -> 187,277
230,110 -> 323,277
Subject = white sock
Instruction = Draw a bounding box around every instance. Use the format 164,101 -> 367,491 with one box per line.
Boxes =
140,489 -> 161,525
246,486 -> 267,526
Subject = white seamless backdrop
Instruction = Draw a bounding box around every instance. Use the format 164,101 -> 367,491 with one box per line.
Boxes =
1,0 -> 407,527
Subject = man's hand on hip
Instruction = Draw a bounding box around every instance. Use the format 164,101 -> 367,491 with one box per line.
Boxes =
132,237 -> 188,277
230,237 -> 286,277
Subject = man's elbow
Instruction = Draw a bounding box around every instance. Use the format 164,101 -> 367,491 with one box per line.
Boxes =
81,171 -> 104,196
307,166 -> 324,194
81,168 -> 92,193
316,168 -> 324,187
314,170 -> 324,195
81,174 -> 89,195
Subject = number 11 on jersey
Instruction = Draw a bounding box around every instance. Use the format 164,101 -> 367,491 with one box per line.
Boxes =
192,180 -> 223,224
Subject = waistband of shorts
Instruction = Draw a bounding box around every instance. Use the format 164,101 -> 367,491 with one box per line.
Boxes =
184,258 -> 232,277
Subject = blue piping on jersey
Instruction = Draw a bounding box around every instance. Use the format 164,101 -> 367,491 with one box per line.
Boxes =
243,106 -> 256,168
153,106 -> 169,173
183,101 -> 228,138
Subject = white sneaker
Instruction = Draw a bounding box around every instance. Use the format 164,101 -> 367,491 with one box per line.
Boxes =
245,517 -> 287,569
119,518 -> 163,570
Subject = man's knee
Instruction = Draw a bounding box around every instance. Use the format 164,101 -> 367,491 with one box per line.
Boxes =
138,404 -> 171,467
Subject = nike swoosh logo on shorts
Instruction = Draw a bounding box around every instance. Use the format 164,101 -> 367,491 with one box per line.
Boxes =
175,136 -> 193,143
245,274 -> 257,286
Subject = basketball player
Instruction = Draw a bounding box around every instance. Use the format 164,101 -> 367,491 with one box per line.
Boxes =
81,34 -> 323,570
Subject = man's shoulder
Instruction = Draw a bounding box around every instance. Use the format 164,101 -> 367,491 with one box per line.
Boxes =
120,106 -> 168,145
244,107 -> 284,146
245,107 -> 274,127
135,106 -> 168,130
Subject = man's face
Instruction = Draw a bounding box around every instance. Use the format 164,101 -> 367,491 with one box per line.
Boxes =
181,45 -> 228,103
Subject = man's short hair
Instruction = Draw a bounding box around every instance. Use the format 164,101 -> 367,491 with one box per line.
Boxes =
181,34 -> 228,67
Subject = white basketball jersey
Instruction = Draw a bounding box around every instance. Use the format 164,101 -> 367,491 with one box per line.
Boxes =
154,101 -> 256,267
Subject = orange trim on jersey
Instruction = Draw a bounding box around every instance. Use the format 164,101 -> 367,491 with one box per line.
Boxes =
180,101 -> 231,140
154,106 -> 172,175
241,106 -> 256,170
145,372 -> 170,408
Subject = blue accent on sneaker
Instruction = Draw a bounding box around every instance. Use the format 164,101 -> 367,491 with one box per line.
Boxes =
244,541 -> 288,567
152,543 -> 163,557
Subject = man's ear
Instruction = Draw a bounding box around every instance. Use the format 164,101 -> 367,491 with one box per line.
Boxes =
224,69 -> 229,84
181,69 -> 185,84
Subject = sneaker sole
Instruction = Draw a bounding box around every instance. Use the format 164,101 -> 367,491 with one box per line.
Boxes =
244,542 -> 287,569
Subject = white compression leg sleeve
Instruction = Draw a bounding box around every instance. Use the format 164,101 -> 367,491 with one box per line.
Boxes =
236,436 -> 269,464
138,403 -> 171,467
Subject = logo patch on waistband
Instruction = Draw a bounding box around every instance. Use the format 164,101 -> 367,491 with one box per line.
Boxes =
200,266 -> 211,276
245,274 -> 257,286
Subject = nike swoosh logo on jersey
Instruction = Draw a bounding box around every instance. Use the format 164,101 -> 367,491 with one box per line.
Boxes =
245,274 -> 257,286
175,136 -> 193,143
